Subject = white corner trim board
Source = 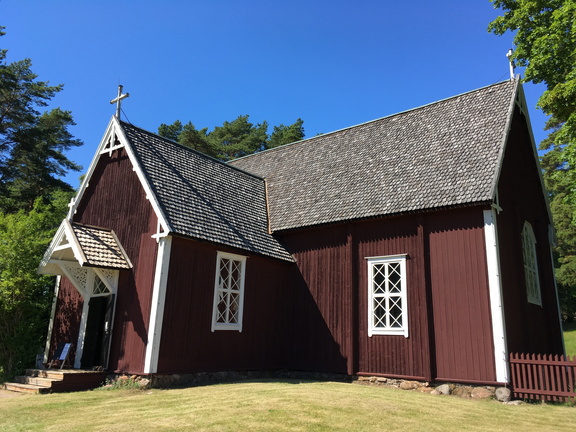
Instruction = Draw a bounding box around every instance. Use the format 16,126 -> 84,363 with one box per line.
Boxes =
144,236 -> 173,374
483,209 -> 509,383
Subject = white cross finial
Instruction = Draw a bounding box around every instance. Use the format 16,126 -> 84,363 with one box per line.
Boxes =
110,85 -> 130,118
506,49 -> 515,81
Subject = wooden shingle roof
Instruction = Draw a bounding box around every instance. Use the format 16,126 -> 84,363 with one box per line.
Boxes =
71,223 -> 132,269
229,80 -> 518,232
120,122 -> 294,262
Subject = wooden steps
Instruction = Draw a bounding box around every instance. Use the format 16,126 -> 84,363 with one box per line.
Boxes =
3,369 -> 107,394
4,381 -> 51,394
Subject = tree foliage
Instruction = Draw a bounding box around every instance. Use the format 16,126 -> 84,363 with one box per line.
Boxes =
158,116 -> 305,161
0,193 -> 71,380
489,1 -> 576,319
489,1 -> 576,144
269,118 -> 305,149
540,126 -> 576,318
0,27 -> 82,212
0,28 -> 81,379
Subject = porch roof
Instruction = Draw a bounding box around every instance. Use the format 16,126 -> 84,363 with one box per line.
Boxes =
70,223 -> 132,269
38,220 -> 132,275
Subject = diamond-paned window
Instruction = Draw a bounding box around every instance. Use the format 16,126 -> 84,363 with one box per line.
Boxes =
211,252 -> 246,331
92,274 -> 111,296
521,222 -> 542,306
367,255 -> 408,337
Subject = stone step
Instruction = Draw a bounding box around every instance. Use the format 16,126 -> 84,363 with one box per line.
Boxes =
3,382 -> 51,394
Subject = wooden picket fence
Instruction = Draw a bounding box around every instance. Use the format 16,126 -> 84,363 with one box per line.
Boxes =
509,353 -> 576,402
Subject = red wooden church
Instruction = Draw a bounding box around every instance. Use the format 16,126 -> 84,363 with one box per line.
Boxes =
39,79 -> 564,385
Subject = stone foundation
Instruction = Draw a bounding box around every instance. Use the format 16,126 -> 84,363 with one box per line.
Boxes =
102,371 -> 515,403
355,376 -> 513,403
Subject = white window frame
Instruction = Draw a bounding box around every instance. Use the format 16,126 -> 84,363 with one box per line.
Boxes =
367,254 -> 408,337
211,251 -> 247,332
521,222 -> 542,306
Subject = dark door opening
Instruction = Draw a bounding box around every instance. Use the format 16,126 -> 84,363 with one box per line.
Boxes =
80,294 -> 115,369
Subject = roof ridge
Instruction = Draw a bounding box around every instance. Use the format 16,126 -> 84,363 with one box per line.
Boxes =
230,79 -> 516,163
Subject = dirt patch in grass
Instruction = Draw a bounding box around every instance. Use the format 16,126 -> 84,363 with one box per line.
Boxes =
0,389 -> 24,398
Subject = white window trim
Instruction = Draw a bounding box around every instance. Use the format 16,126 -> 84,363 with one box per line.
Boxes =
522,221 -> 542,306
211,251 -> 247,332
367,254 -> 408,338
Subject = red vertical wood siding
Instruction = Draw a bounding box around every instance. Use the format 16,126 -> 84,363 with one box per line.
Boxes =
157,236 -> 298,373
355,216 -> 431,379
496,107 -> 563,356
282,208 -> 498,382
284,225 -> 352,374
49,277 -> 83,365
427,208 -> 496,382
73,148 -> 158,373
282,216 -> 434,379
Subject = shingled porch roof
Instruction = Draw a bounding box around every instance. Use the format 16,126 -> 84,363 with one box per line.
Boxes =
39,220 -> 132,275
229,79 -> 519,232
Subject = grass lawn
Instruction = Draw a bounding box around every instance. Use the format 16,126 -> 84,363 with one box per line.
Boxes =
565,321 -> 576,358
0,380 -> 575,432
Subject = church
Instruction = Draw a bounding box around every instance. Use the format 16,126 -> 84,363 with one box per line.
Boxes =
38,78 -> 564,385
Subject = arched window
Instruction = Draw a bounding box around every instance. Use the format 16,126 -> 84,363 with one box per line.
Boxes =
521,222 -> 542,306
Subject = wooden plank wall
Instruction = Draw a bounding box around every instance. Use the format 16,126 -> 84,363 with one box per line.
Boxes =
285,224 -> 353,374
355,216 -> 431,380
73,148 -> 159,374
49,277 -> 83,365
283,207 -> 498,383
157,236 -> 298,374
427,208 -> 496,383
496,107 -> 564,356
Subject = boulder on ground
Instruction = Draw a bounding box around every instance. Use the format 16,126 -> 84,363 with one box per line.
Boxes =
452,386 -> 473,398
399,380 -> 419,390
495,387 -> 512,402
471,387 -> 494,399
434,384 -> 452,395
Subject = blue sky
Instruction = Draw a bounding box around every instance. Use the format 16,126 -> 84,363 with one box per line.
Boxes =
2,0 -> 547,187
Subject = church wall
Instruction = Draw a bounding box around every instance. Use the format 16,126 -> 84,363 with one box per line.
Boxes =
496,106 -> 564,356
48,277 -> 83,366
280,207 -> 498,383
73,148 -> 158,374
156,236 -> 298,373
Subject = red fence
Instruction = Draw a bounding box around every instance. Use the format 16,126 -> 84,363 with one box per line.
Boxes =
509,353 -> 576,402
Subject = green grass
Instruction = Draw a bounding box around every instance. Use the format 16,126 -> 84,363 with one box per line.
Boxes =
564,321 -> 576,358
1,380 -> 575,432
